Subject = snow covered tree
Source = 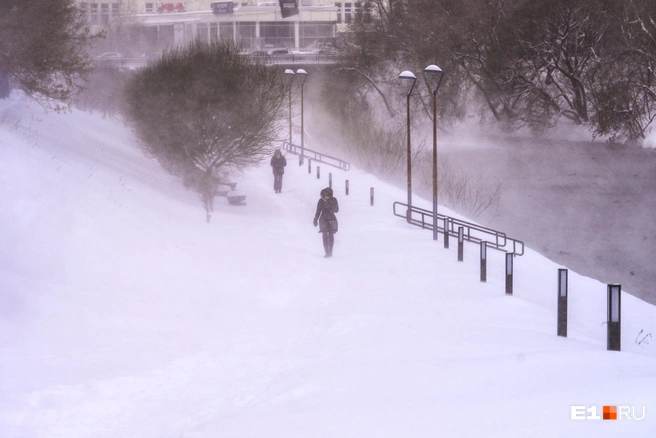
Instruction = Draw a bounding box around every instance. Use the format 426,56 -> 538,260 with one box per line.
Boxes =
125,41 -> 287,205
590,0 -> 656,141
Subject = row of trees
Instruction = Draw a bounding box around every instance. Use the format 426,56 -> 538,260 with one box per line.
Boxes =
339,0 -> 656,142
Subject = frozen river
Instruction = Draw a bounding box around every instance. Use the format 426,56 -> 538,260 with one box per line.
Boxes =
442,136 -> 656,306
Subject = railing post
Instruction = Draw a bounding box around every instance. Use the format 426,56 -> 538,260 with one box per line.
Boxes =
557,269 -> 568,337
480,242 -> 487,282
457,226 -> 464,262
317,166 -> 320,179
370,187 -> 374,206
308,158 -> 311,174
607,284 -> 621,351
329,172 -> 332,188
444,217 -> 449,249
505,253 -> 514,295
345,180 -> 349,196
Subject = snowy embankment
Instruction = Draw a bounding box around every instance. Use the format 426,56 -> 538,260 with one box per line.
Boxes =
1,94 -> 656,437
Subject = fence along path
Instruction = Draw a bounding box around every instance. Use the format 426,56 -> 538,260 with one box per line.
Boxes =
393,201 -> 525,256
282,141 -> 350,171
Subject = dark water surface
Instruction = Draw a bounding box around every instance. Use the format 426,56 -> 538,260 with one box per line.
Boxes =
442,137 -> 656,306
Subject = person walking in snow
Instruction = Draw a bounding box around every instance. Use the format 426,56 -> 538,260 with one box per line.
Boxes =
270,149 -> 287,193
313,187 -> 339,258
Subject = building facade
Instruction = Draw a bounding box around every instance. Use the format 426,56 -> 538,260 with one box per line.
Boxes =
77,1 -> 372,55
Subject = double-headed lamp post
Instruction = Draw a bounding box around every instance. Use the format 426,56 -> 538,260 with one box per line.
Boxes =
296,68 -> 308,166
284,69 -> 295,147
399,70 -> 417,224
424,64 -> 444,241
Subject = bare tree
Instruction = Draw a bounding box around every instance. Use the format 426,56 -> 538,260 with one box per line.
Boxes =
489,0 -> 616,134
0,0 -> 100,109
590,0 -> 656,141
125,42 -> 288,219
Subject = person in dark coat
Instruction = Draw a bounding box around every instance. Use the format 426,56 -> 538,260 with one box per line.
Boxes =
313,187 -> 339,258
270,149 -> 287,193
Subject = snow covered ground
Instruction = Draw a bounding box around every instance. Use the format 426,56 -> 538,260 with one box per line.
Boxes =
1,94 -> 656,437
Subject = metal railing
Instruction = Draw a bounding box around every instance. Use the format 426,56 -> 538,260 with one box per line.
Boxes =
393,202 -> 524,256
282,141 -> 350,171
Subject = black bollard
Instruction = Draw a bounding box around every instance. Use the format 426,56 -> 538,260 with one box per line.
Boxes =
457,226 -> 464,262
345,180 -> 349,196
480,242 -> 487,282
317,166 -> 320,179
370,187 -> 374,206
329,173 -> 332,188
557,269 -> 568,337
505,253 -> 514,295
308,158 -> 311,174
607,284 -> 621,351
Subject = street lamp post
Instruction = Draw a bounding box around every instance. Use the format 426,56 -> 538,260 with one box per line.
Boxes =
424,64 -> 444,241
296,68 -> 308,166
284,69 -> 295,148
399,70 -> 417,223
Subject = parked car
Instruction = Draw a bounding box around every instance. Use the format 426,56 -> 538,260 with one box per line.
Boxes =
95,52 -> 123,60
267,48 -> 289,56
311,47 -> 337,55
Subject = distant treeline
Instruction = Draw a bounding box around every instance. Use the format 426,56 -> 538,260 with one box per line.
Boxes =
333,0 -> 656,143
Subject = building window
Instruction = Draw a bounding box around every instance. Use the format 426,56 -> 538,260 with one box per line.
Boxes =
210,23 -> 219,41
145,3 -> 155,12
143,26 -> 160,48
363,2 -> 372,22
197,22 -> 230,43
341,2 -> 371,25
79,2 -> 89,22
111,2 -> 119,17
299,22 -> 335,50
219,22 -> 234,42
158,25 -> 175,49
101,3 -> 109,26
90,3 -> 99,25
236,22 -> 256,49
260,22 -> 293,48
354,2 -> 362,22
344,3 -> 352,24
197,23 -> 210,41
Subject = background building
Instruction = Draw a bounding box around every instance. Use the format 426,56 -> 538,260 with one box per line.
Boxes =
77,1 -> 372,55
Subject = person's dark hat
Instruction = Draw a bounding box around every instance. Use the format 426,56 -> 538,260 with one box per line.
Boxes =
321,187 -> 333,197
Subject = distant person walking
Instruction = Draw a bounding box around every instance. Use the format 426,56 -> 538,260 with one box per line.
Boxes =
270,149 -> 287,193
313,187 -> 339,258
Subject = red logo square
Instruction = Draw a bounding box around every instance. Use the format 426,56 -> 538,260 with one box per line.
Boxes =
603,405 -> 617,420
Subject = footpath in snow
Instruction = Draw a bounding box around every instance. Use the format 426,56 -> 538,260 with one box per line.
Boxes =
1,95 -> 656,437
